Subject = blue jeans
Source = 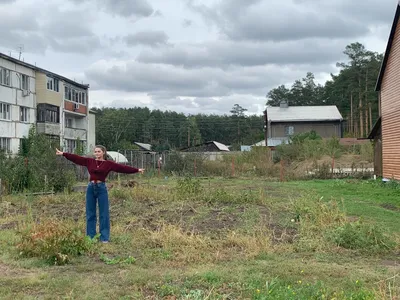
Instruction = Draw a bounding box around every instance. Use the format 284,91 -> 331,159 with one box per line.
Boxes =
86,182 -> 110,242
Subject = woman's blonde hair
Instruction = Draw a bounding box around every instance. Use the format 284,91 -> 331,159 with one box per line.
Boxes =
94,145 -> 108,160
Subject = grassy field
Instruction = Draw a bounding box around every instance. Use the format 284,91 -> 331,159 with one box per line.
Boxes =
0,177 -> 399,299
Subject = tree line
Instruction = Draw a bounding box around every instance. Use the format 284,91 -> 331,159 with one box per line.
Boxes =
92,105 -> 264,151
93,42 -> 383,151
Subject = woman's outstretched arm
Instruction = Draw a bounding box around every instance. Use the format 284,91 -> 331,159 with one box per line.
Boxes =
56,148 -> 89,167
109,161 -> 145,174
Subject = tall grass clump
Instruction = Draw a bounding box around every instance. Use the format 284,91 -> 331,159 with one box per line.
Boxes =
275,131 -> 343,163
291,195 -> 346,252
291,194 -> 397,254
229,147 -> 278,177
327,221 -> 396,254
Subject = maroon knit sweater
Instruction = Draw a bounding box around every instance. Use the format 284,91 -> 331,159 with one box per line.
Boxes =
63,152 -> 139,182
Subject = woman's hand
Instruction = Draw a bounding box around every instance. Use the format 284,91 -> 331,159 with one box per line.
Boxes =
138,168 -> 145,174
55,148 -> 64,156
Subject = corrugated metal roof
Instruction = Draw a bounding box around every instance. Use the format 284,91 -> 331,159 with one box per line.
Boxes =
212,141 -> 230,151
266,106 -> 343,122
134,142 -> 152,151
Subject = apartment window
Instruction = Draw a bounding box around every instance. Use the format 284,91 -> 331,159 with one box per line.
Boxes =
65,117 -> 73,128
37,104 -> 60,123
0,68 -> 11,86
20,107 -> 29,122
65,86 -> 70,100
47,76 -> 59,92
66,139 -> 77,153
0,103 -> 11,120
66,139 -> 85,153
0,137 -> 11,152
285,126 -> 294,136
20,74 -> 29,90
64,85 -> 86,105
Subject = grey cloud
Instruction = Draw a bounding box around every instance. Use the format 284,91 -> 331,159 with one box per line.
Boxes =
224,11 -> 369,42
293,0 -> 395,24
0,6 -> 46,53
153,10 -> 163,17
188,0 -> 378,42
0,0 -> 16,3
137,39 -> 347,68
101,0 -> 153,18
85,58 -> 331,101
42,8 -> 102,54
0,8 -> 39,31
1,31 -> 48,54
182,19 -> 193,28
124,30 -> 169,47
68,0 -> 154,18
43,11 -> 94,38
49,36 -> 101,54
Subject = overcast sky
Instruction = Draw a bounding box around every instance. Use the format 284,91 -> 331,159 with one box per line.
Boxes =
0,0 -> 396,115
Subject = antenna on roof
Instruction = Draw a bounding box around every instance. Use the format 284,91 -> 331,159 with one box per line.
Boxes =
17,44 -> 24,60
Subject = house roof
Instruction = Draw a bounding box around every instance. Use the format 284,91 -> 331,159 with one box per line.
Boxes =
180,141 -> 230,152
212,141 -> 230,151
376,2 -> 400,91
0,52 -> 89,89
266,105 -> 343,122
134,142 -> 152,151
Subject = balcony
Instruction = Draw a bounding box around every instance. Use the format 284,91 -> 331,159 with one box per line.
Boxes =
64,127 -> 87,140
36,122 -> 61,136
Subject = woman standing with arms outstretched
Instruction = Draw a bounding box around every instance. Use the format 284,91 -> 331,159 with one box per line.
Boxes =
56,145 -> 144,243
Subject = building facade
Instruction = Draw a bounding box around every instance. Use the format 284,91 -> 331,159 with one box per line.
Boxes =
0,53 -> 93,154
0,54 -> 36,153
264,102 -> 343,146
370,2 -> 400,180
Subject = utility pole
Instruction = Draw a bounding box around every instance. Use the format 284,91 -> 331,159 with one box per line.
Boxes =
187,126 -> 190,147
263,110 -> 268,146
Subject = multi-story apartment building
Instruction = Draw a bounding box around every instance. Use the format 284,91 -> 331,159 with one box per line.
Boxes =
0,53 -> 93,154
0,54 -> 36,153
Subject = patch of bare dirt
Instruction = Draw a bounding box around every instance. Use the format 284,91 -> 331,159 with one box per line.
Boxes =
381,259 -> 399,267
380,203 -> 399,211
0,262 -> 39,279
121,203 -> 298,244
0,221 -> 18,230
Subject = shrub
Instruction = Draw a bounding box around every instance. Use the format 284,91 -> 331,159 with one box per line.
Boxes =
176,177 -> 203,198
0,126 -> 77,193
16,219 -> 97,265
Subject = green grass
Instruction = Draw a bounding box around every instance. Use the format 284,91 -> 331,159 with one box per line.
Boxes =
286,179 -> 400,233
0,177 -> 398,299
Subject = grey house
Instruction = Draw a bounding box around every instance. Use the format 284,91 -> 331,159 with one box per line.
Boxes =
264,101 -> 343,146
